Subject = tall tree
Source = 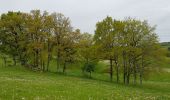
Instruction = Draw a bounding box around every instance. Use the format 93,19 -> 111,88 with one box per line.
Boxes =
94,16 -> 116,81
51,13 -> 72,72
0,11 -> 26,66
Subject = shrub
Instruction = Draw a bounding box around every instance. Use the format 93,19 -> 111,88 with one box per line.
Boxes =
82,62 -> 95,78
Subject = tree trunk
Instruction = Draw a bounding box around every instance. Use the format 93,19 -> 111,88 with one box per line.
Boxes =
127,70 -> 130,84
133,60 -> 137,85
127,59 -> 131,84
40,53 -> 43,71
110,59 -> 113,82
115,60 -> 119,83
13,56 -> 17,66
43,61 -> 45,72
140,56 -> 144,85
63,62 -> 66,73
46,55 -> 50,71
57,51 -> 60,72
35,50 -> 39,68
123,52 -> 127,84
140,67 -> 143,85
56,37 -> 60,72
33,53 -> 36,69
46,40 -> 51,71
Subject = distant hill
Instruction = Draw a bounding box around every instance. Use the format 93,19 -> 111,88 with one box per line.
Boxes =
160,42 -> 170,48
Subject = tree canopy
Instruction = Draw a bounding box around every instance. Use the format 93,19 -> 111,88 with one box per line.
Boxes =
0,10 -> 161,85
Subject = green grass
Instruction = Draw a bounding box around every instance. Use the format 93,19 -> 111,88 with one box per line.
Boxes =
0,65 -> 170,100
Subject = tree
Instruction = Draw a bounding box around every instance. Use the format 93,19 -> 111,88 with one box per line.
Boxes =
51,13 -> 72,72
41,11 -> 54,71
82,62 -> 95,78
25,10 -> 45,70
121,18 -> 159,84
0,11 -> 26,66
0,10 -> 161,85
61,29 -> 81,73
94,16 -> 116,81
79,32 -> 98,75
94,16 -> 159,84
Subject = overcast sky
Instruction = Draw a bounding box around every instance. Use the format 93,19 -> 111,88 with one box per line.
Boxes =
0,0 -> 170,42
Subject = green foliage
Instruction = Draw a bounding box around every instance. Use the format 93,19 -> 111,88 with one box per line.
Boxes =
82,62 -> 96,77
94,16 -> 160,84
0,10 -> 166,86
0,10 -> 81,72
0,12 -> 26,64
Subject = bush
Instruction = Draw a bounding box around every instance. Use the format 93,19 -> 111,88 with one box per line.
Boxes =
82,62 -> 95,78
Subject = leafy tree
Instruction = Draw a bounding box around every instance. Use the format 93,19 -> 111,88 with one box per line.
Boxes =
51,13 -> 72,72
82,62 -> 95,78
94,16 -> 115,81
94,16 -> 122,82
0,10 -> 161,85
121,18 -> 159,84
94,16 -> 159,84
61,29 -> 81,73
0,11 -> 26,66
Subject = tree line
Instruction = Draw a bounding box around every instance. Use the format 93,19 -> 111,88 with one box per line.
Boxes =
0,10 -> 160,85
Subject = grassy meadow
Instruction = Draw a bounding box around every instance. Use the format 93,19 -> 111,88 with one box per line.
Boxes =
0,58 -> 170,100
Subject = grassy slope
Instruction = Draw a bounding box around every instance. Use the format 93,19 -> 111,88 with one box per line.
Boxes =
0,66 -> 170,100
0,43 -> 170,100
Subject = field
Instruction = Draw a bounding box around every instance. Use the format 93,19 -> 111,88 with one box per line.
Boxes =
0,63 -> 170,100
0,43 -> 170,100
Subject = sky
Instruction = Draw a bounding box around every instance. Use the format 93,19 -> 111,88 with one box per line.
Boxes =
0,0 -> 170,42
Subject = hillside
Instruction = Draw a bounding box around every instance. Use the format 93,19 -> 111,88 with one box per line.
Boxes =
0,10 -> 170,100
0,66 -> 170,100
160,42 -> 170,48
